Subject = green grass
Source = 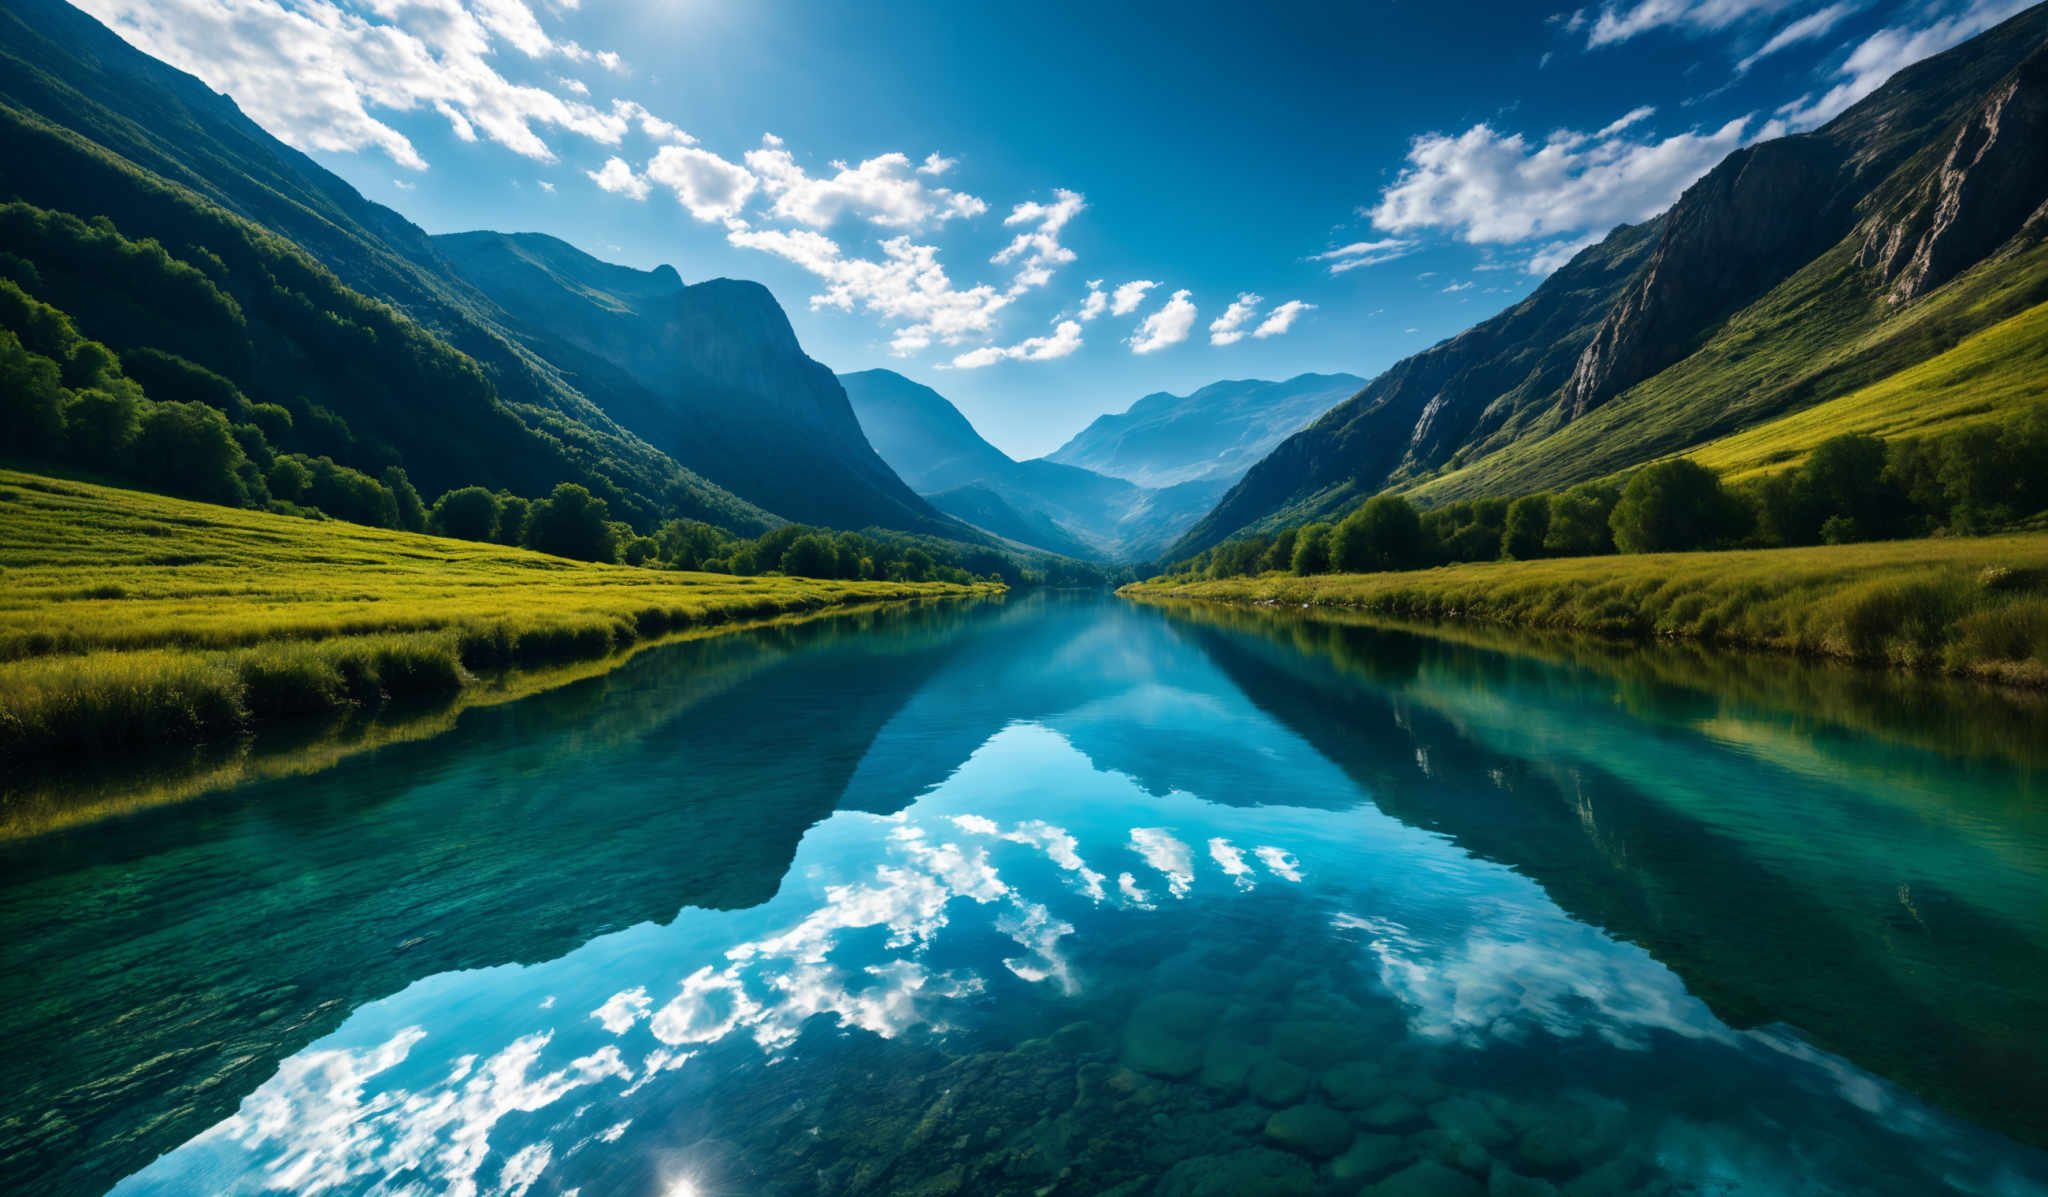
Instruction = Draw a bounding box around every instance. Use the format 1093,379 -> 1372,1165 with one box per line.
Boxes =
1123,534 -> 2048,685
1412,235 -> 2048,505
0,469 -> 996,762
1687,300 -> 2048,480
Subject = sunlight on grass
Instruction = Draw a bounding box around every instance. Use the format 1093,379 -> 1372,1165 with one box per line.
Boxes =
1124,534 -> 2048,685
0,470 -> 995,762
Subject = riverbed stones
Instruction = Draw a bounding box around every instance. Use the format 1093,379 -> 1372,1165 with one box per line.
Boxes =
1247,1056 -> 1312,1105
1198,1037 -> 1259,1095
1155,1146 -> 1315,1197
1329,1132 -> 1416,1186
1428,1095 -> 1513,1150
1355,1094 -> 1426,1132
1263,1103 -> 1355,1158
1370,1159 -> 1487,1197
1488,1163 -> 1563,1197
1051,1020 -> 1109,1055
1320,1060 -> 1387,1109
1268,1018 -> 1369,1066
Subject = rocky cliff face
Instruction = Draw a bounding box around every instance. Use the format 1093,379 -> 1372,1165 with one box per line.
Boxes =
433,234 -> 959,535
1561,138 -> 1855,420
1859,44 -> 2048,304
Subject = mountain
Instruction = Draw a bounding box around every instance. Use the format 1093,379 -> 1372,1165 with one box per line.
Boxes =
0,0 -> 965,541
841,368 -> 1230,561
1045,373 -> 1363,488
1173,4 -> 2048,558
432,232 -> 961,535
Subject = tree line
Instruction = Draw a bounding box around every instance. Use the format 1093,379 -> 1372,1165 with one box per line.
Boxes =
1163,400 -> 2048,581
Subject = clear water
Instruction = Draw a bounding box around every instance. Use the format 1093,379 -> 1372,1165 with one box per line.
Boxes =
3,593 -> 2045,1196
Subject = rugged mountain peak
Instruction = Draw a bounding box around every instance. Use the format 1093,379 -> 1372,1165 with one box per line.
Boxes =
1560,136 -> 1854,420
1859,44 -> 2048,305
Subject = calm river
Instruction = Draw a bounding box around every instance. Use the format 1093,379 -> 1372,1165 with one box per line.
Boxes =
2,593 -> 2044,1195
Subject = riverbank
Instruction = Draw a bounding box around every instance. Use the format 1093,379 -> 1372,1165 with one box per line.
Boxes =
1121,534 -> 2048,686
0,470 -> 999,764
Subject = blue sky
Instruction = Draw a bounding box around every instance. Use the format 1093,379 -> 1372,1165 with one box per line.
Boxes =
81,0 -> 2032,457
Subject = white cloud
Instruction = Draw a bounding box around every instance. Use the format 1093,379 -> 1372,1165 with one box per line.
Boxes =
537,179 -> 554,192
586,156 -> 649,200
1776,0 -> 2031,129
918,152 -> 956,176
611,100 -> 694,144
646,144 -> 757,221
744,139 -> 987,230
1077,279 -> 1109,321
1128,289 -> 1197,355
727,228 -> 1010,355
993,190 -> 1085,292
1252,300 -> 1316,337
1595,105 -> 1657,138
76,0 -> 635,170
1581,0 -> 1795,47
1370,112 -> 1754,244
949,320 -> 1083,369
1736,2 -> 1859,71
1109,279 -> 1158,315
1526,231 -> 1605,276
1310,238 -> 1417,274
556,75 -> 587,95
1442,280 -> 1473,293
1208,292 -> 1263,345
1128,828 -> 1194,897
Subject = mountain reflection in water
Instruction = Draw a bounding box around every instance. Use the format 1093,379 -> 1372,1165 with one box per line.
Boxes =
2,594 -> 2042,1196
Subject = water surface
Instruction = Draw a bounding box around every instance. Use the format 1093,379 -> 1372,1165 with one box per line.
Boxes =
3,593 -> 2045,1196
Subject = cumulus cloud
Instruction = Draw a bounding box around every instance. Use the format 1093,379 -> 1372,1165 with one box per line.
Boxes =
1777,0 -> 2032,128
918,152 -> 956,175
1208,293 -> 1263,345
1525,232 -> 1605,276
611,100 -> 693,144
76,0 -> 634,170
744,139 -> 987,230
586,156 -> 649,199
1077,279 -> 1109,321
1369,111 -> 1754,245
993,190 -> 1085,292
1128,290 -> 1197,355
1442,280 -> 1473,293
727,228 -> 1010,355
1577,0 -> 1796,47
646,144 -> 757,221
949,320 -> 1083,369
1109,279 -> 1158,315
1310,239 -> 1417,274
1253,300 -> 1316,337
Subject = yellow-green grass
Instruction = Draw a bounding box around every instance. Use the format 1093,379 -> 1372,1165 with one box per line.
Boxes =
0,469 -> 997,762
1686,300 -> 2048,482
1123,534 -> 2048,686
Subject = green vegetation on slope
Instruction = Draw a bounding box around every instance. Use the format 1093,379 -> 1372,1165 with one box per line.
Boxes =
1687,299 -> 2048,480
1124,534 -> 2048,685
1414,239 -> 2048,505
0,470 -> 995,763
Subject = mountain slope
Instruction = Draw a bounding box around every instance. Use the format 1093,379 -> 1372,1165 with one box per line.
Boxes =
841,368 -> 1230,560
1175,3 -> 2048,557
433,232 -> 964,536
1045,373 -> 1362,488
0,0 -> 778,532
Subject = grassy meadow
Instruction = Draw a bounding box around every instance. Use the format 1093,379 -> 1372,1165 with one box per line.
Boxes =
0,469 -> 996,763
1687,300 -> 2048,481
1124,533 -> 2048,685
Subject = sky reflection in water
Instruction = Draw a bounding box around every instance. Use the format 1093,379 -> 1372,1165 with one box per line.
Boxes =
87,598 -> 2048,1195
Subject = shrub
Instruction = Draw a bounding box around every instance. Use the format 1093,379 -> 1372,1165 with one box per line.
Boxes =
1501,494 -> 1551,560
1331,496 -> 1424,573
1611,460 -> 1743,553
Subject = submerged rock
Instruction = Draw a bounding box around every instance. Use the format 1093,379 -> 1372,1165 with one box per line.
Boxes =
1320,1060 -> 1388,1110
1370,1159 -> 1487,1197
1247,1057 -> 1312,1106
1263,1103 -> 1355,1158
1268,1018 -> 1369,1066
1428,1095 -> 1513,1150
1199,1038 -> 1260,1095
1355,1095 -> 1426,1132
1329,1132 -> 1417,1186
1488,1163 -> 1562,1197
1155,1146 -> 1316,1197
1051,1020 -> 1109,1055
